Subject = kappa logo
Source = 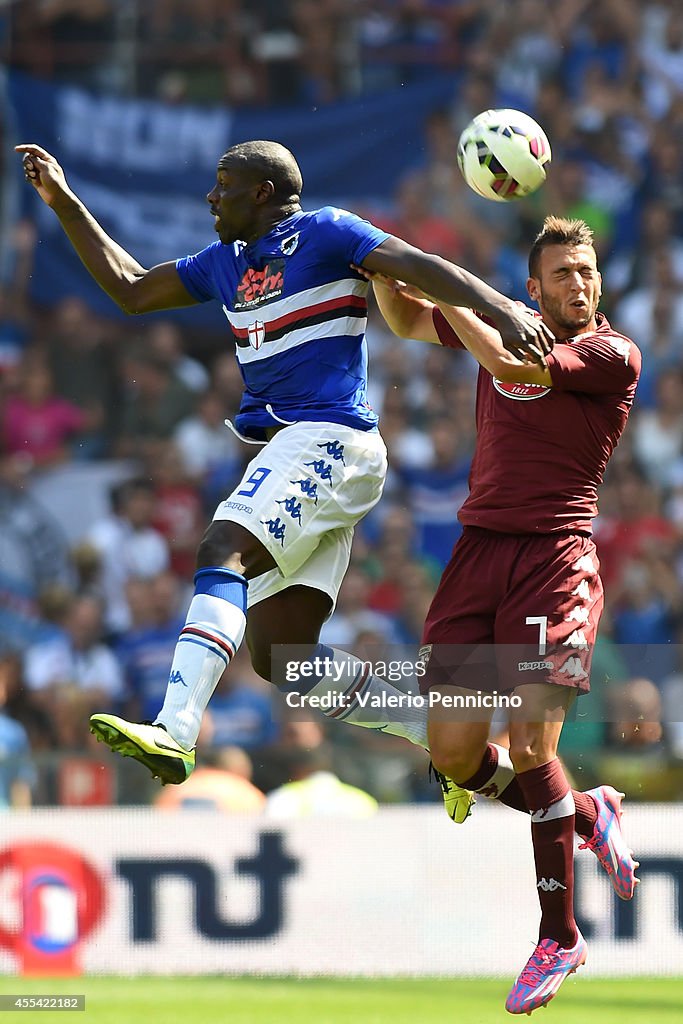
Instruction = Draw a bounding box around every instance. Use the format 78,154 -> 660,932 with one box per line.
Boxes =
564,630 -> 589,649
573,555 -> 596,574
222,501 -> 253,514
290,478 -> 319,504
492,379 -> 551,401
571,580 -> 591,601
317,440 -> 346,464
558,656 -> 588,681
303,459 -> 333,483
537,877 -> 567,892
234,259 -> 285,310
261,517 -> 286,545
276,496 -> 303,524
565,605 -> 590,625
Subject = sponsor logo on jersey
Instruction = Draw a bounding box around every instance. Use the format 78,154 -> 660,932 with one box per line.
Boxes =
234,259 -> 286,310
492,379 -> 551,400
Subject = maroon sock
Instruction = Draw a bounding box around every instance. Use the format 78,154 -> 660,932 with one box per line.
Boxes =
572,791 -> 598,837
498,778 -> 598,837
458,744 -> 599,838
460,743 -> 498,790
494,776 -> 530,813
516,758 -> 577,949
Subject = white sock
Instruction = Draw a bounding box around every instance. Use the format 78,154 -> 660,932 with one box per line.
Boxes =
483,743 -> 516,796
303,646 -> 428,747
156,570 -> 247,748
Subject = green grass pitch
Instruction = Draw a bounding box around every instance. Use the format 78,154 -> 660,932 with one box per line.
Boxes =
0,977 -> 681,1023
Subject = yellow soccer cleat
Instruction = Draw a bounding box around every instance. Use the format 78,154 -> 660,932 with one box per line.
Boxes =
430,763 -> 475,823
90,714 -> 195,785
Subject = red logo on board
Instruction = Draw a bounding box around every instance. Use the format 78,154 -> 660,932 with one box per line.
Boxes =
0,841 -> 106,975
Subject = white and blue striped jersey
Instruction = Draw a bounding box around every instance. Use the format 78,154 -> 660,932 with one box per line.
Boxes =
176,206 -> 389,440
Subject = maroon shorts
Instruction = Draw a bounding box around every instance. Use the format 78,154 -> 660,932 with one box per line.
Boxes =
420,527 -> 604,694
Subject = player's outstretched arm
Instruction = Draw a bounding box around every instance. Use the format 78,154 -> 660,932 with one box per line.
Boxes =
351,264 -> 439,343
362,235 -> 553,365
16,144 -> 198,315
436,303 -> 552,386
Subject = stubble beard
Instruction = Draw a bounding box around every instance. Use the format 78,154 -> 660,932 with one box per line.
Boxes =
539,289 -> 596,334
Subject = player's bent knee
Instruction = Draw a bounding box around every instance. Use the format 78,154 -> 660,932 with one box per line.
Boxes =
429,733 -> 484,785
197,521 -> 276,577
197,521 -> 241,568
508,743 -> 556,774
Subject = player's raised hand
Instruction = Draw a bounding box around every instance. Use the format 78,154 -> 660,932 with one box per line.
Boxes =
494,302 -> 554,366
15,145 -> 71,208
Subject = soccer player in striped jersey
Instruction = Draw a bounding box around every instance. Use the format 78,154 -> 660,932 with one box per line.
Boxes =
17,139 -> 550,810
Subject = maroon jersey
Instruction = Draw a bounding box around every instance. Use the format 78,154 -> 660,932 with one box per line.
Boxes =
433,309 -> 641,534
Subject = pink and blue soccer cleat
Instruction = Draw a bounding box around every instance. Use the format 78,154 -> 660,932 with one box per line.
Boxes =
579,786 -> 639,900
505,931 -> 587,1015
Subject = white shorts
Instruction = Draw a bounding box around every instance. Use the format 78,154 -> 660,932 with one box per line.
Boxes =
213,421 -> 387,609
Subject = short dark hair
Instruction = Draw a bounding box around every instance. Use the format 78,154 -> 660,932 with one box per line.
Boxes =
528,216 -> 595,277
219,140 -> 303,202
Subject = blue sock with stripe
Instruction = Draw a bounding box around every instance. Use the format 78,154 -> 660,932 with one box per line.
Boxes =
155,568 -> 247,748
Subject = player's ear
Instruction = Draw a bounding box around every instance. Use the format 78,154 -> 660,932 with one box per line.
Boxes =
255,179 -> 275,203
527,276 -> 540,302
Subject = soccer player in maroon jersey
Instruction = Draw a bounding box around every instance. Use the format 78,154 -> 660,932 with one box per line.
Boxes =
364,217 -> 640,1014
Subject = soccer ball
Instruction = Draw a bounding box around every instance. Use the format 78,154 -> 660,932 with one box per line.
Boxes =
457,109 -> 551,202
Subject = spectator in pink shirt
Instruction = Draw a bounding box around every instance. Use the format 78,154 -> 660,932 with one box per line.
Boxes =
1,352 -> 86,468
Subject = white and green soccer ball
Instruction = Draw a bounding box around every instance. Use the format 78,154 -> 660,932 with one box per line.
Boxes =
457,108 -> 551,202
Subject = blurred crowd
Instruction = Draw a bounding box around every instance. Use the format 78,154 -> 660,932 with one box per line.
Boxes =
2,0 -> 683,811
